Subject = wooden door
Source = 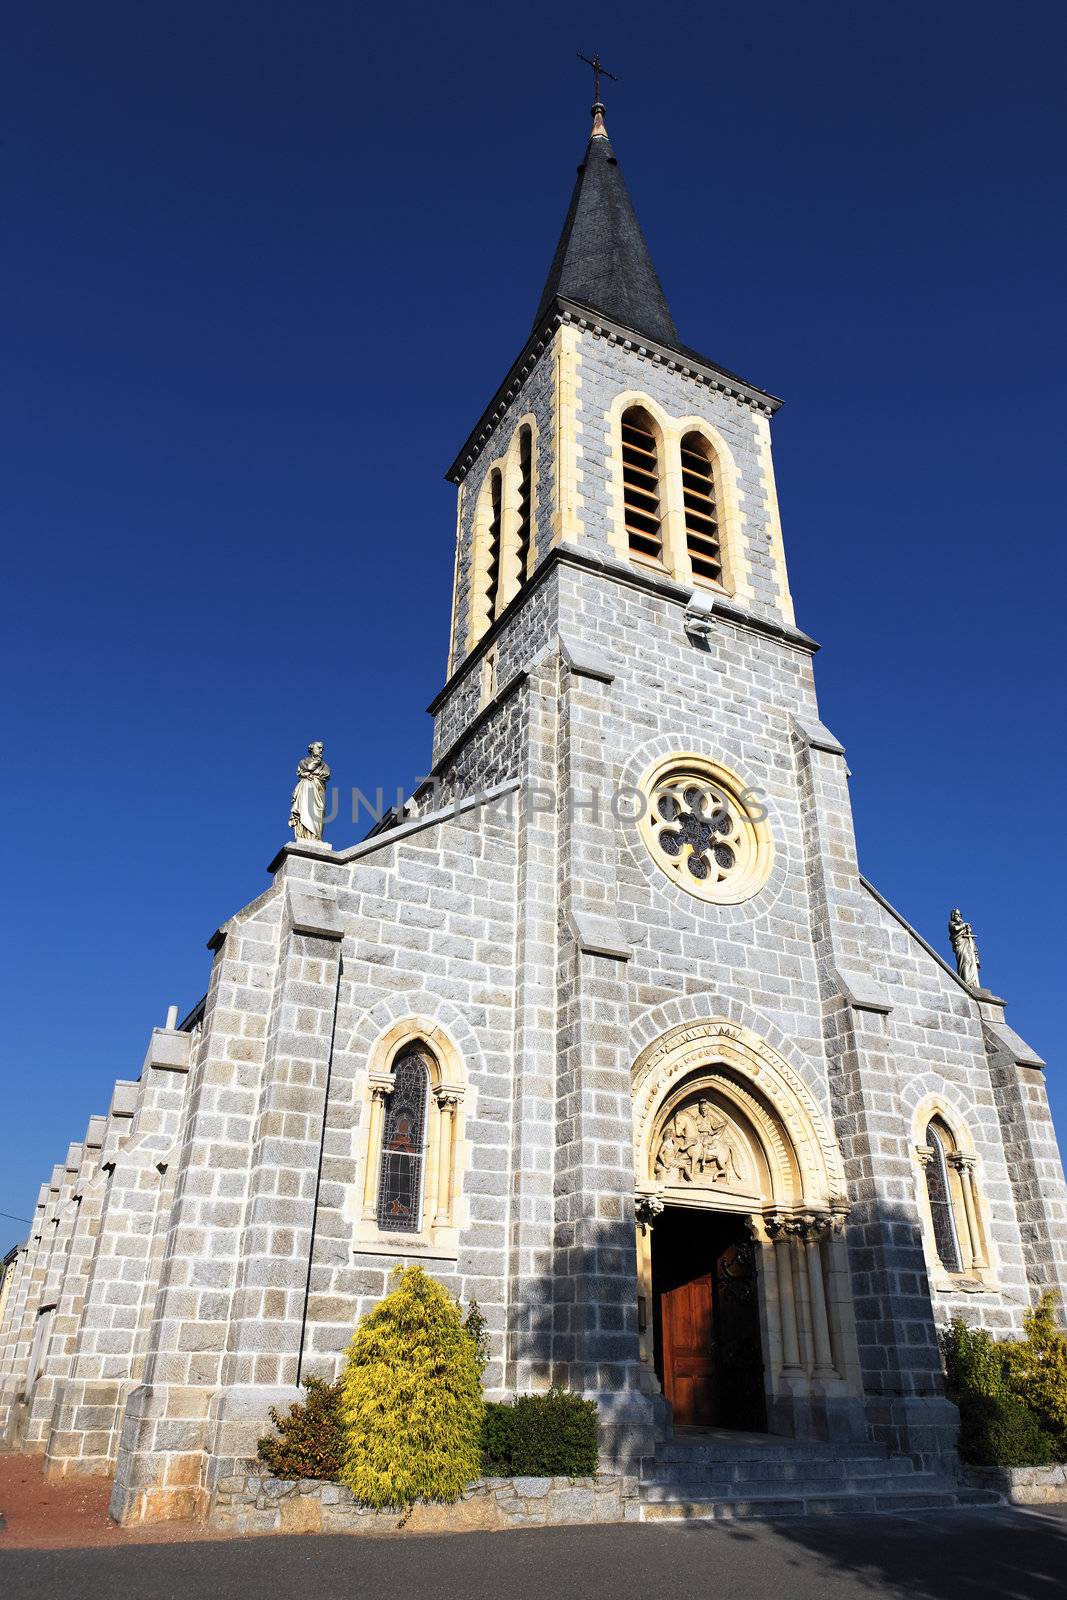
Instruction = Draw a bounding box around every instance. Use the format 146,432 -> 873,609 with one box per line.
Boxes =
654,1210 -> 767,1431
660,1268 -> 716,1426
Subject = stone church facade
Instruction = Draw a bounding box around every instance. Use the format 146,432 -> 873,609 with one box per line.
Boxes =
3,103 -> 1066,1525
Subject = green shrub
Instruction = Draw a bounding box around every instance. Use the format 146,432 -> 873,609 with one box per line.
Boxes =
956,1392 -> 1057,1468
943,1318 -> 1008,1403
942,1312 -> 1060,1466
340,1265 -> 485,1509
256,1376 -> 345,1481
483,1387 -> 599,1476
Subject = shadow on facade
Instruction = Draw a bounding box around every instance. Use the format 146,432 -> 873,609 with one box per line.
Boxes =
503,1187 -> 1038,1477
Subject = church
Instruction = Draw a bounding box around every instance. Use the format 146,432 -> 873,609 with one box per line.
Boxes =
2,90 -> 1066,1526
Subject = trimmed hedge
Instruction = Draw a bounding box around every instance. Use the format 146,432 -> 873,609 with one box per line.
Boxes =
257,1376 -> 345,1481
483,1388 -> 599,1476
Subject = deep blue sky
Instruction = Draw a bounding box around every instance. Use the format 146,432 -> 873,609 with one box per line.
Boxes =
3,2 -> 1065,1251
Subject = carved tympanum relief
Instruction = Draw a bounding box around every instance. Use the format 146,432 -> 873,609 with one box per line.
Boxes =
653,1096 -> 749,1190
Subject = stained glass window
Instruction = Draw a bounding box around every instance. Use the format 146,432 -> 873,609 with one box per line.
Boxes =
376,1049 -> 430,1233
925,1123 -> 962,1272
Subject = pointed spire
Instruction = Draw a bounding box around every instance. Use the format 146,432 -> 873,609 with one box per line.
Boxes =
532,97 -> 678,349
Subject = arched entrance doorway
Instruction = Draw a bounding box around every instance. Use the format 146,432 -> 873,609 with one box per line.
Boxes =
632,1020 -> 863,1439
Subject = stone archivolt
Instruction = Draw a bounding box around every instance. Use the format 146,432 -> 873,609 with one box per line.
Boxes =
632,1017 -> 847,1214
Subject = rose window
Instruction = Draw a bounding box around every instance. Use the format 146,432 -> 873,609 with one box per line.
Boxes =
638,757 -> 773,904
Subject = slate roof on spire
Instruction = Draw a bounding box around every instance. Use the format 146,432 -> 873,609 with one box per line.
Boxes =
532,114 -> 679,349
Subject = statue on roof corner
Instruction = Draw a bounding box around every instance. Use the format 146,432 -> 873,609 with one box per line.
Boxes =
948,908 -> 981,989
289,741 -> 331,842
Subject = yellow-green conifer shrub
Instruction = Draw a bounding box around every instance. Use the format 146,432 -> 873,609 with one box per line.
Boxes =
1003,1293 -> 1067,1455
340,1265 -> 485,1508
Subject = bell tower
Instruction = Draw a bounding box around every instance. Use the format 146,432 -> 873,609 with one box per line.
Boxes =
434,89 -> 797,788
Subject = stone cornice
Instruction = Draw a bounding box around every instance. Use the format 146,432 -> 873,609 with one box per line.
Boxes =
427,543 -> 818,719
445,297 -> 782,485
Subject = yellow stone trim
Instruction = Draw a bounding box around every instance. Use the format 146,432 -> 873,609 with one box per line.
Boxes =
551,325 -> 583,547
637,752 -> 774,905
465,464 -> 502,651
351,1018 -> 469,1260
753,411 -> 795,626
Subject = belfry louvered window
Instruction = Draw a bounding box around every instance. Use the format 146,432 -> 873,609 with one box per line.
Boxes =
376,1049 -> 429,1233
517,425 -> 534,581
621,407 -> 663,562
924,1122 -> 963,1273
485,469 -> 503,623
680,432 -> 723,583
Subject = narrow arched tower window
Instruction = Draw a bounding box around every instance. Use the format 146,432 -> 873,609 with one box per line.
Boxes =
924,1121 -> 962,1272
680,432 -> 723,584
485,468 -> 503,623
517,426 -> 534,581
377,1049 -> 430,1233
621,407 -> 663,562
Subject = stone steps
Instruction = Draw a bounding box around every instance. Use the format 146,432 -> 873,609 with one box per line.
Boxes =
654,1439 -> 880,1465
640,1486 -> 1003,1522
642,1456 -> 915,1487
642,1472 -> 919,1500
638,1430 -> 1003,1523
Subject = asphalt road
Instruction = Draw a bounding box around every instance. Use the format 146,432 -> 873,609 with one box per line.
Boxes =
3,1506 -> 1066,1600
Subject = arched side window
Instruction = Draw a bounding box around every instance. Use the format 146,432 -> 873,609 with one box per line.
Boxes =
915,1110 -> 991,1286
621,407 -> 663,563
923,1121 -> 962,1273
680,432 -> 723,584
376,1048 -> 430,1233
517,425 -> 534,582
356,1026 -> 469,1258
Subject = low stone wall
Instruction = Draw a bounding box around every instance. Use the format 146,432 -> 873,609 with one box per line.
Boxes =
209,1472 -> 640,1534
963,1464 -> 1067,1506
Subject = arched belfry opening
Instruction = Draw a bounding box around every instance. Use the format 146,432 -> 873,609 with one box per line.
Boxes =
632,1021 -> 864,1440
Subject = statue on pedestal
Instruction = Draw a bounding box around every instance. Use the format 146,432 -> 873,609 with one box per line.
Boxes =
948,908 -> 981,989
289,742 -> 331,841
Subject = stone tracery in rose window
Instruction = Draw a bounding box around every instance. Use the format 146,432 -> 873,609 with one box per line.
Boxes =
638,757 -> 772,904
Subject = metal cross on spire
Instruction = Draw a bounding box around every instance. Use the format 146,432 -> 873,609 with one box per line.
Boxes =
577,51 -> 617,110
